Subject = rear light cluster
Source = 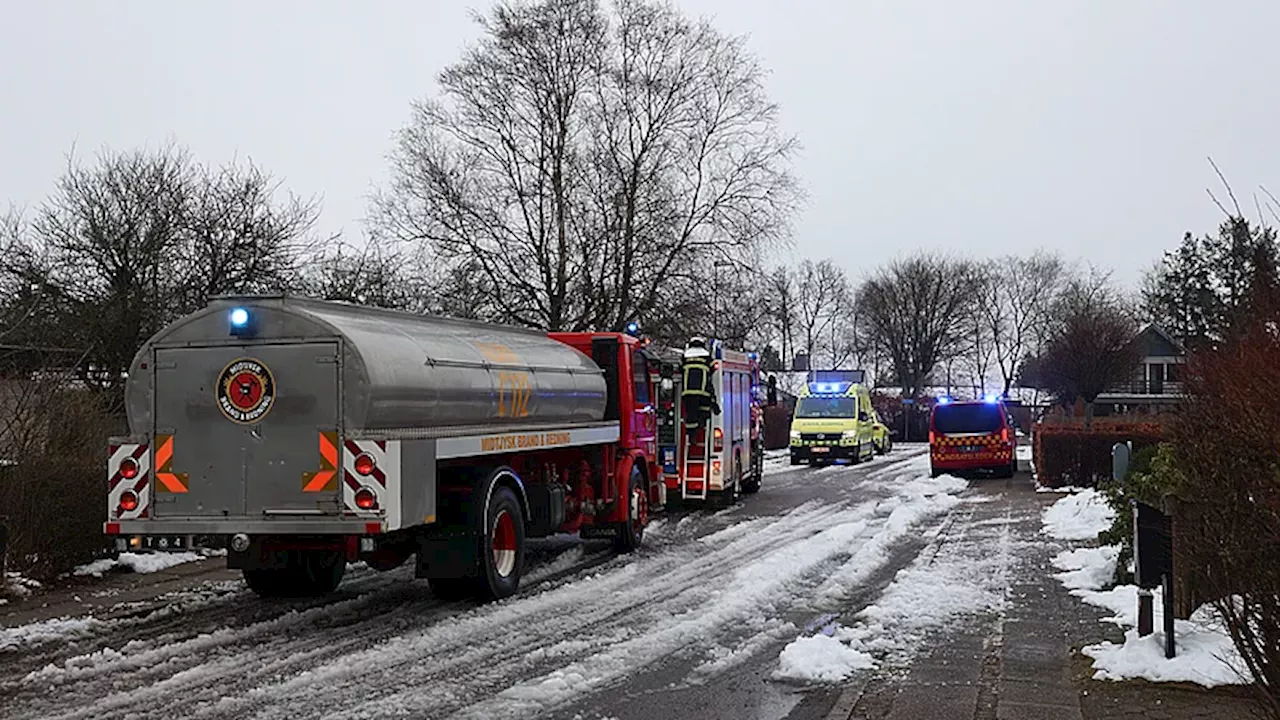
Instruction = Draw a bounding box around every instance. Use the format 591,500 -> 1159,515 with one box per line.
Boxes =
353,452 -> 378,510
120,458 -> 139,480
119,491 -> 139,512
712,427 -> 724,453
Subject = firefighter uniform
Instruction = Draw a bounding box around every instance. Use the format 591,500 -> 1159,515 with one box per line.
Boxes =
680,340 -> 719,436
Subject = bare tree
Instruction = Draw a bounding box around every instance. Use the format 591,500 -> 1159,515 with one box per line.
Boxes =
578,0 -> 800,331
1035,271 -> 1141,424
792,259 -> 849,367
976,252 -> 1069,395
856,253 -> 978,398
372,0 -> 799,335
14,144 -> 319,394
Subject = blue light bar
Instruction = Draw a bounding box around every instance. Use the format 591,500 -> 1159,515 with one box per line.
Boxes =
229,308 -> 250,328
937,396 -> 952,405
983,393 -> 999,404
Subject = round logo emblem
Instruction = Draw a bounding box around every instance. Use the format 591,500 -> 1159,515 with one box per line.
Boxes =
216,358 -> 276,424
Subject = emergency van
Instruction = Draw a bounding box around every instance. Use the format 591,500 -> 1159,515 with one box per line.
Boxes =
674,339 -> 763,502
788,371 -> 877,466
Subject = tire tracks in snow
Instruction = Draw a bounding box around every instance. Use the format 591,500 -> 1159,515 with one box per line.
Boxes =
1,449 -> 944,720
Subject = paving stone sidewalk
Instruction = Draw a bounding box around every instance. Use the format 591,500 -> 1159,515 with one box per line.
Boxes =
836,475 -> 1262,720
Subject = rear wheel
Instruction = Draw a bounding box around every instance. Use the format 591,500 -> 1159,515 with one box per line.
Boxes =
477,485 -> 525,600
742,451 -> 762,495
614,465 -> 647,553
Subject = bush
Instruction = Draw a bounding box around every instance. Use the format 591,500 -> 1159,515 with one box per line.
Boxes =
1171,319 -> 1280,718
1097,442 -> 1184,585
0,376 -> 121,580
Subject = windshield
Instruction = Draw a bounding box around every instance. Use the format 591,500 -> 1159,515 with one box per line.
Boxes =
795,397 -> 856,419
933,403 -> 1004,434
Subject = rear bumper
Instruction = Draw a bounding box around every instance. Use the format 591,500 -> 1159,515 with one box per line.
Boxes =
105,518 -> 393,535
930,450 -> 1014,471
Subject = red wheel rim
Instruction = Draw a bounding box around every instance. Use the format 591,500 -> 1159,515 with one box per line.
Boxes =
491,509 -> 517,578
632,484 -> 648,528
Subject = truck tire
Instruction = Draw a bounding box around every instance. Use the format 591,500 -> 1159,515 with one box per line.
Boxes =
243,550 -> 345,598
742,455 -> 761,495
477,484 -> 525,601
613,465 -> 646,553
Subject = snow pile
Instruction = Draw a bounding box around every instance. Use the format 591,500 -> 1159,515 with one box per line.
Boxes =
1036,483 -> 1089,493
775,633 -> 875,682
0,615 -> 103,653
2,572 -> 42,603
1051,545 -> 1119,591
1041,488 -> 1114,540
73,551 -> 205,578
1083,604 -> 1250,687
1044,503 -> 1248,687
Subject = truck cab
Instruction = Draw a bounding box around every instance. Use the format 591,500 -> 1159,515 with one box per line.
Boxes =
788,375 -> 876,466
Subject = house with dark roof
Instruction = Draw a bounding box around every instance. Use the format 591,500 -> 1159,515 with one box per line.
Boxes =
1095,323 -> 1186,416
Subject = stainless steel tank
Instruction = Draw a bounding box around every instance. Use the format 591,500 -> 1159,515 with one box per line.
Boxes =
124,295 -> 607,434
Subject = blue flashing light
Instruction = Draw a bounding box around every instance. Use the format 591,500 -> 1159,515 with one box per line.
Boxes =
229,307 -> 250,328
937,396 -> 952,405
625,321 -> 640,336
983,393 -> 999,404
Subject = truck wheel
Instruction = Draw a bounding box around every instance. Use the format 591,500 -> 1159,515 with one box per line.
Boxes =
296,550 -> 346,596
243,568 -> 287,598
614,465 -> 646,553
477,485 -> 525,601
742,453 -> 761,495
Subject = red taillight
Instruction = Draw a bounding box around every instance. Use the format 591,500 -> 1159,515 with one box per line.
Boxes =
713,427 -> 724,451
354,453 -> 376,476
119,491 -> 139,511
1001,427 -> 1010,443
929,431 -> 937,445
120,458 -> 139,480
354,487 -> 377,510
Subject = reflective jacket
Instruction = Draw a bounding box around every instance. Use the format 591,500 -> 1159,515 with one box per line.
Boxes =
681,356 -> 716,402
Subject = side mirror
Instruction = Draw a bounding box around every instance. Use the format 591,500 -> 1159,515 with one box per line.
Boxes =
767,375 -> 778,407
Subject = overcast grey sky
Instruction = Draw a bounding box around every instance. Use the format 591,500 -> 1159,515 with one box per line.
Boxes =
4,1 -> 1278,288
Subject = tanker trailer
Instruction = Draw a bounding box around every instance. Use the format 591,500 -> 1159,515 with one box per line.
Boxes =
105,295 -> 659,600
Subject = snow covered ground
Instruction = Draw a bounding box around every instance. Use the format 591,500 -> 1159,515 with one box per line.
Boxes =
0,446 -> 974,720
1042,491 -> 1250,688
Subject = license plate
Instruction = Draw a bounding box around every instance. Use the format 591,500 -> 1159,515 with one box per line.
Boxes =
141,535 -> 189,551
960,445 -> 982,453
811,447 -> 830,453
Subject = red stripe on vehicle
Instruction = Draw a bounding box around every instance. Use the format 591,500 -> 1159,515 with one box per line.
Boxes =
343,471 -> 362,492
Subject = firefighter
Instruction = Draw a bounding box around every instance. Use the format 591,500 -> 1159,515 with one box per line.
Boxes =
680,337 -> 720,438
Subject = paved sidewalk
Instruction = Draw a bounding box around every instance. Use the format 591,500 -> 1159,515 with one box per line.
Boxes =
834,475 -> 1261,720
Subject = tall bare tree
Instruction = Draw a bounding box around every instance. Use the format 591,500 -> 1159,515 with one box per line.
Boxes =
373,0 -> 799,335
856,253 -> 978,398
974,252 -> 1068,395
792,259 -> 849,368
1035,271 -> 1140,424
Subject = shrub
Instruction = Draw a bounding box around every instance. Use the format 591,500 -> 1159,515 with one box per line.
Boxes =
0,376 -> 121,580
1097,442 -> 1184,584
1171,318 -> 1280,718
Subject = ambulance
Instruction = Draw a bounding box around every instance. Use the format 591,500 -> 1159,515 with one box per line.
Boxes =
788,370 -> 877,466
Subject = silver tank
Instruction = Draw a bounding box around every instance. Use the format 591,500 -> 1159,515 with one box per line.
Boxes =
124,295 -> 607,434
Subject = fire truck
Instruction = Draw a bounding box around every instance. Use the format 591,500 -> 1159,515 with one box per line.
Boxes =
104,296 -> 659,601
669,339 -> 765,503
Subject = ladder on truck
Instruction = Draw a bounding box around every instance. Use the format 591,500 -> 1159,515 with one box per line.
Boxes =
680,420 -> 712,500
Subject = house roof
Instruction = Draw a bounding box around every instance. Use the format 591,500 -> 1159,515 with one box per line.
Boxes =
1132,323 -> 1186,358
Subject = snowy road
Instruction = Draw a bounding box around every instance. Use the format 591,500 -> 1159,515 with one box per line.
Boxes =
0,445 -> 1004,720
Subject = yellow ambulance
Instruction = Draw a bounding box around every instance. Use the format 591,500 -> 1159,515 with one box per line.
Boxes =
788,372 -> 877,466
